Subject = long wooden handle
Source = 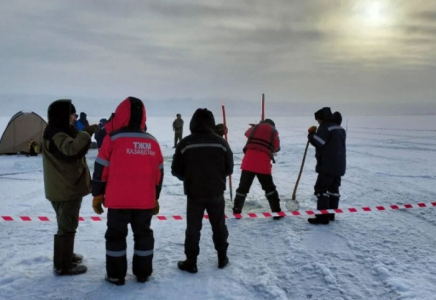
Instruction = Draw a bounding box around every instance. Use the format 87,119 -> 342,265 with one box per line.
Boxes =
222,104 -> 233,201
292,140 -> 310,200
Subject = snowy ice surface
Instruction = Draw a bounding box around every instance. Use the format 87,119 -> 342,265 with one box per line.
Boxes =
0,114 -> 435,300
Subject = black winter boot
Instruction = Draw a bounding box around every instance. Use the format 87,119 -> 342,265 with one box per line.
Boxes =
308,214 -> 330,225
136,276 -> 149,283
267,195 -> 283,220
218,251 -> 229,269
177,257 -> 198,273
132,253 -> 153,283
308,194 -> 330,225
72,253 -> 83,265
232,208 -> 242,214
232,195 -> 246,214
54,234 -> 87,275
105,275 -> 125,286
329,196 -> 339,221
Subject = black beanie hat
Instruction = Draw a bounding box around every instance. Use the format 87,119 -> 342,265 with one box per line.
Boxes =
263,119 -> 275,127
71,104 -> 76,114
333,111 -> 342,125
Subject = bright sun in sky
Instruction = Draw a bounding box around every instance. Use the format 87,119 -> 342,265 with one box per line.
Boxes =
361,1 -> 390,27
320,1 -> 401,64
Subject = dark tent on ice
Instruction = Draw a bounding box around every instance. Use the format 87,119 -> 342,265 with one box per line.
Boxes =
0,111 -> 47,155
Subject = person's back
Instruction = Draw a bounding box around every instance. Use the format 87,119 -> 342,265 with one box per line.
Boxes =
171,108 -> 233,273
93,99 -> 163,209
232,118 -> 282,217
241,119 -> 280,175
172,109 -> 233,199
92,97 -> 163,285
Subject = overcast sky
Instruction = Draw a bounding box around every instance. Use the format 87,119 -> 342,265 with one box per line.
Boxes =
1,0 -> 435,104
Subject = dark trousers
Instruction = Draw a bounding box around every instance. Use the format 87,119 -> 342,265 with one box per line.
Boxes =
50,199 -> 82,235
174,132 -> 182,147
314,173 -> 341,210
105,209 -> 154,279
185,195 -> 229,260
233,170 -> 281,212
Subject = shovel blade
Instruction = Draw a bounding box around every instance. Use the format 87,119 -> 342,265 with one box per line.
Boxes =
285,199 -> 300,211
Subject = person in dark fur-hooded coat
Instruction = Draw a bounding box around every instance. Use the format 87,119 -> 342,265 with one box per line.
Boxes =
42,99 -> 97,276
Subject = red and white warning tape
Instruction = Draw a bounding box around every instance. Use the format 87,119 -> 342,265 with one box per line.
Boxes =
1,202 -> 435,222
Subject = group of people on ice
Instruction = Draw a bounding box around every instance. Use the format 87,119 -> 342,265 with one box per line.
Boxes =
41,97 -> 346,286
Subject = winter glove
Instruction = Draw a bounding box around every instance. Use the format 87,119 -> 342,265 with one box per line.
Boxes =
308,126 -> 317,133
152,199 -> 160,215
92,195 -> 105,215
83,124 -> 98,137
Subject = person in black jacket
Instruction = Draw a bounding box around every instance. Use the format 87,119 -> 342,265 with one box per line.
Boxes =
307,107 -> 346,224
95,118 -> 108,149
171,108 -> 233,273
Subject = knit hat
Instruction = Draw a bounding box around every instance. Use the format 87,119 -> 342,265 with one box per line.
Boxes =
263,118 -> 275,127
333,111 -> 342,125
314,107 -> 332,121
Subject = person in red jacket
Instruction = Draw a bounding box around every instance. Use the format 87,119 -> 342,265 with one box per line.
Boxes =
91,97 -> 164,285
232,119 -> 282,219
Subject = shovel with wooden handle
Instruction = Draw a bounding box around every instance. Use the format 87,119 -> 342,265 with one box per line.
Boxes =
286,140 -> 310,211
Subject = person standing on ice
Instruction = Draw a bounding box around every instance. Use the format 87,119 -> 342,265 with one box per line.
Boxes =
172,113 -> 184,148
232,119 -> 283,219
91,97 -> 164,285
77,112 -> 90,128
95,118 -> 108,149
307,107 -> 346,225
171,108 -> 233,273
42,99 -> 98,276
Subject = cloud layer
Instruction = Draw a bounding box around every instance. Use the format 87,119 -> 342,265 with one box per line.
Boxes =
0,0 -> 435,104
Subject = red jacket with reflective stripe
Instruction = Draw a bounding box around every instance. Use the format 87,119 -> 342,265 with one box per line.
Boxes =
241,123 -> 280,174
92,98 -> 163,209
